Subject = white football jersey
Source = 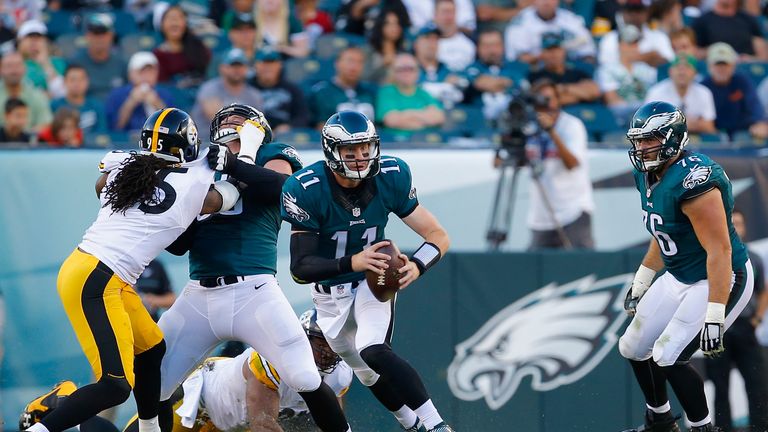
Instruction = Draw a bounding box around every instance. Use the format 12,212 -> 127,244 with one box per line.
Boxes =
79,150 -> 214,285
180,348 -> 352,431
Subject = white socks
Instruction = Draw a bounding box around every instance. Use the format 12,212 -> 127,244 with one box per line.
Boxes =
138,416 -> 161,432
689,416 -> 712,428
392,405 -> 419,429
647,401 -> 671,414
414,400 -> 443,430
26,423 -> 50,432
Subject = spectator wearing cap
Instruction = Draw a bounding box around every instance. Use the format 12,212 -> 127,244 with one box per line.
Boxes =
0,51 -> 52,131
105,51 -> 174,132
644,54 -> 716,134
597,0 -> 674,68
703,42 -> 768,139
308,46 -> 376,127
528,31 -> 600,106
476,0 -> 530,34
434,0 -> 476,72
68,13 -> 127,101
192,48 -> 262,140
15,20 -> 66,99
154,5 -> 211,87
208,14 -> 259,79
692,0 -> 768,61
51,64 -> 107,134
402,0 -> 476,33
364,9 -> 410,84
412,24 -> 465,109
250,47 -> 309,132
597,24 -> 658,127
464,29 -> 528,119
0,98 -> 33,145
255,0 -> 310,58
376,53 -> 445,136
220,0 -> 257,31
505,0 -> 596,64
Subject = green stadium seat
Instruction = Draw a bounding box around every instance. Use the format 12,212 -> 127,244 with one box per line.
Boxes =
564,0 -> 596,29
55,33 -> 88,59
83,132 -> 113,149
120,33 -> 160,59
737,62 -> 768,87
81,10 -> 138,38
273,128 -> 321,148
41,10 -> 78,38
563,103 -> 620,141
283,57 -> 335,86
318,0 -> 342,14
314,33 -> 367,59
441,105 -> 486,137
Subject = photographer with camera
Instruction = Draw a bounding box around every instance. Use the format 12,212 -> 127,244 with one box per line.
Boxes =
522,78 -> 595,250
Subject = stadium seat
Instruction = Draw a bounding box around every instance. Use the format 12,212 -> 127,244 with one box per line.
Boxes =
441,106 -> 486,137
601,130 -> 629,148
80,10 -> 138,38
565,0 -> 596,29
409,131 -> 447,146
737,62 -> 768,87
166,86 -> 196,113
83,132 -> 113,149
570,60 -> 595,78
55,33 -> 88,59
41,10 -> 78,39
314,33 -> 367,59
283,57 -> 335,86
273,128 -> 321,148
563,103 -> 620,141
120,33 -> 160,58
318,0 -> 342,14
508,61 -> 530,79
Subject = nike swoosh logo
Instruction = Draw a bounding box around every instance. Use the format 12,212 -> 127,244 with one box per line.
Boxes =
255,283 -> 267,290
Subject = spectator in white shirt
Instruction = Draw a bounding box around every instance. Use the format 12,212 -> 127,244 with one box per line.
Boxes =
598,0 -> 675,68
505,0 -> 595,64
401,0 -> 476,32
645,54 -> 717,134
597,24 -> 658,127
434,0 -> 476,72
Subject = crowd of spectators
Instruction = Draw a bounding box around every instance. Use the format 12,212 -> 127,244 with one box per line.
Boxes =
1,0 -> 768,148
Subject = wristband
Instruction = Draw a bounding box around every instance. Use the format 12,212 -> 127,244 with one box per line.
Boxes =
705,302 -> 726,324
635,264 -> 656,286
411,242 -> 441,274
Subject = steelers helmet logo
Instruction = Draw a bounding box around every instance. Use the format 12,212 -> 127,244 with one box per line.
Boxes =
187,121 -> 199,146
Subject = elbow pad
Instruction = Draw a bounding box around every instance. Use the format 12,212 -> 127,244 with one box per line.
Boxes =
213,180 -> 240,212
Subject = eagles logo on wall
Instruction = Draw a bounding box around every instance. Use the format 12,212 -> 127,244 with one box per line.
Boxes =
447,274 -> 631,410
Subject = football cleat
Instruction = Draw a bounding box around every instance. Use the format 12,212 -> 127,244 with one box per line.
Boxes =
621,409 -> 681,432
19,381 -> 78,429
688,425 -> 722,432
427,422 -> 455,432
402,420 -> 425,431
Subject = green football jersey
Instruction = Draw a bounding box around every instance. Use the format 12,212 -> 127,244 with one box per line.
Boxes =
281,156 -> 419,286
633,150 -> 747,284
189,143 -> 303,279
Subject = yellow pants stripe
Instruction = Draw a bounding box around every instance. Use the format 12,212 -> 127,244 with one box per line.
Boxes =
57,249 -> 164,387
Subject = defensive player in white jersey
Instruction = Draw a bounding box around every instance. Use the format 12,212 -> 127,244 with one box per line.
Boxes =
25,108 -> 240,432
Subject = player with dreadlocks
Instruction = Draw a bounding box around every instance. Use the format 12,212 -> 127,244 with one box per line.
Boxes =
24,108 -> 240,432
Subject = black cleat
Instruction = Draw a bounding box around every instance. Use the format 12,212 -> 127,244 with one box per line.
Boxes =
621,409 -> 681,432
427,422 -> 455,432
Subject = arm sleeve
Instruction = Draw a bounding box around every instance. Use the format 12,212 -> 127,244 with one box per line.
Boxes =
165,219 -> 200,256
289,232 -> 353,284
229,159 -> 290,205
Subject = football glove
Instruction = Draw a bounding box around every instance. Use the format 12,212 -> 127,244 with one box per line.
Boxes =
207,144 -> 236,174
701,302 -> 725,357
236,119 -> 266,164
624,264 -> 656,316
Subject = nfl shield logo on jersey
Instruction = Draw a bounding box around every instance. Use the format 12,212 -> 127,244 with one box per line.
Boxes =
447,274 -> 631,410
352,207 -> 361,217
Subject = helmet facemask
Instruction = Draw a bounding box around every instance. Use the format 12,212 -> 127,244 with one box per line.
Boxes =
627,105 -> 688,173
308,335 -> 341,374
322,112 -> 381,180
327,138 -> 381,180
210,103 -> 273,147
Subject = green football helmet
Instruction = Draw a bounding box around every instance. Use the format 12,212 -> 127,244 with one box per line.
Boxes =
627,101 -> 688,172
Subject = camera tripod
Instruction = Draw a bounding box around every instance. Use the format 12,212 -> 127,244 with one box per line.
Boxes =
485,155 -> 573,251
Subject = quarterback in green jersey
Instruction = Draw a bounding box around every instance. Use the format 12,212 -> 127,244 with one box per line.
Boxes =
281,111 -> 454,432
159,104 -> 352,432
618,101 -> 753,432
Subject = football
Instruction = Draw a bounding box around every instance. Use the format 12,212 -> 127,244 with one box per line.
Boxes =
365,240 -> 405,302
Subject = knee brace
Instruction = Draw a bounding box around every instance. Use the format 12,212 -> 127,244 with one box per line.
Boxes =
284,368 -> 322,393
353,367 -> 380,387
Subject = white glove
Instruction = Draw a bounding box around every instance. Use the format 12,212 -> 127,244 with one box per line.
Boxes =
236,119 -> 266,164
701,302 -> 726,357
213,179 -> 240,212
624,265 -> 656,316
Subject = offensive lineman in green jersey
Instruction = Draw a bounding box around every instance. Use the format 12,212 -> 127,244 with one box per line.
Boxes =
158,104 -> 352,432
618,101 -> 753,432
281,111 -> 454,432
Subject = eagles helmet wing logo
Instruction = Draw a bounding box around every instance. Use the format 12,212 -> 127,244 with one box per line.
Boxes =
282,192 -> 310,222
447,274 -> 631,410
628,111 -> 680,137
282,147 -> 303,165
683,164 -> 712,190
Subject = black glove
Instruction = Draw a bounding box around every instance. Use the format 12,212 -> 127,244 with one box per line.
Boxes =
207,144 -> 236,174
